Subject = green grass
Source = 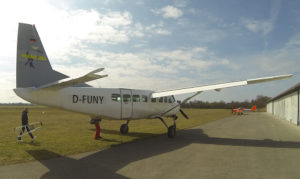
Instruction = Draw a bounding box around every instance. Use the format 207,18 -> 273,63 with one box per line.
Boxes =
0,106 -> 231,165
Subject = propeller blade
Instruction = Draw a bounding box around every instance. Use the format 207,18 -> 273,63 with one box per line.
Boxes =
180,109 -> 189,119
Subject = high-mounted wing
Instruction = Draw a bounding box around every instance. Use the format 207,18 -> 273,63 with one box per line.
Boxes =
38,68 -> 108,90
151,74 -> 292,98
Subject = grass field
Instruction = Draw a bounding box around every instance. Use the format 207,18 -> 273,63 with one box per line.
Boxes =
0,106 -> 231,165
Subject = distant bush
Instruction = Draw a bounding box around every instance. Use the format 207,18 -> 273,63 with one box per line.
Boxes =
0,103 -> 33,106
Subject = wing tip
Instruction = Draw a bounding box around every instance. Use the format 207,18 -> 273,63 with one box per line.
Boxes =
247,74 -> 293,84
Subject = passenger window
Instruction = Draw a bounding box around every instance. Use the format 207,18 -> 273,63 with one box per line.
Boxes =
141,95 -> 148,102
133,95 -> 140,102
159,97 -> 163,103
151,98 -> 156,102
123,94 -> 131,103
112,94 -> 121,102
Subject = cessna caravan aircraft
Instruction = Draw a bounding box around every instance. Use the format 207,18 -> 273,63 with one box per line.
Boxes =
14,23 -> 292,138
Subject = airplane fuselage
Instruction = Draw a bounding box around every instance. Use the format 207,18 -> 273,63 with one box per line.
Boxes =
14,87 -> 180,120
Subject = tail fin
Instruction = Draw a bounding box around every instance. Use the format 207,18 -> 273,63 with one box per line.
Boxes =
16,23 -> 68,88
251,105 -> 256,111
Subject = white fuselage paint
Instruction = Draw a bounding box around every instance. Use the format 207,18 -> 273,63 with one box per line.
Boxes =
14,87 -> 180,120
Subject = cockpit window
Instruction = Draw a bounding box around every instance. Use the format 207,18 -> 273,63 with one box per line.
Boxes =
168,96 -> 173,103
166,96 -> 175,103
172,95 -> 176,103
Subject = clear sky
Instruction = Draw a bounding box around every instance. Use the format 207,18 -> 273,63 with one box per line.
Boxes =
0,0 -> 299,103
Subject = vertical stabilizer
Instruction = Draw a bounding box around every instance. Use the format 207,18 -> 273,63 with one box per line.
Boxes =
16,23 -> 68,88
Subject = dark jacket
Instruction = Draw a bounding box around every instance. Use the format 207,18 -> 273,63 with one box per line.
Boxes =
22,111 -> 28,125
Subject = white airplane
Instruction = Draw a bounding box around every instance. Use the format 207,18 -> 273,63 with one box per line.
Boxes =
14,23 -> 292,138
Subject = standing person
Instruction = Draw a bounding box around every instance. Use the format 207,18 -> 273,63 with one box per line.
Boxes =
94,119 -> 102,139
90,118 -> 102,139
18,108 -> 35,142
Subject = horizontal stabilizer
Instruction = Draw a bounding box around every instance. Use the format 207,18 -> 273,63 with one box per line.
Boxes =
38,68 -> 108,90
151,74 -> 293,98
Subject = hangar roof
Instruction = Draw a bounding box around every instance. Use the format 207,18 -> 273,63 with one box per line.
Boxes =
268,82 -> 300,102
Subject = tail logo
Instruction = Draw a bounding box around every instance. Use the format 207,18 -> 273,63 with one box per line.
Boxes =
21,49 -> 47,68
21,53 -> 47,61
23,51 -> 35,68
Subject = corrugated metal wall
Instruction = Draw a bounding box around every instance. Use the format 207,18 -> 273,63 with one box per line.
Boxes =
267,91 -> 300,125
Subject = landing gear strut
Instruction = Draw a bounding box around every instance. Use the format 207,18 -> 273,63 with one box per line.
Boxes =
120,120 -> 130,134
158,115 -> 178,138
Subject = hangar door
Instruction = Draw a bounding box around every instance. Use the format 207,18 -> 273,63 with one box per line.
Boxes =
120,89 -> 133,119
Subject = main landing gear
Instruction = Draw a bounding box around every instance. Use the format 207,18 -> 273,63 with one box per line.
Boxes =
120,120 -> 130,134
119,115 -> 179,138
158,115 -> 178,138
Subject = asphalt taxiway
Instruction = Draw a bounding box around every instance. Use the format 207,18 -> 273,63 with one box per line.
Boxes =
1,112 -> 300,179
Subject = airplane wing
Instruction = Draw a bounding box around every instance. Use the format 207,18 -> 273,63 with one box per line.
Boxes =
38,68 -> 108,90
151,74 -> 292,98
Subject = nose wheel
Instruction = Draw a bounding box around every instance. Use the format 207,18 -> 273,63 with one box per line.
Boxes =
158,115 -> 178,138
168,125 -> 176,138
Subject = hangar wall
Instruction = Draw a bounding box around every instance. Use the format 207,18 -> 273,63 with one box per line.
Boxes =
267,84 -> 300,126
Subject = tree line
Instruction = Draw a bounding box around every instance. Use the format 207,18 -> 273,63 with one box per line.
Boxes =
0,103 -> 32,106
181,95 -> 271,109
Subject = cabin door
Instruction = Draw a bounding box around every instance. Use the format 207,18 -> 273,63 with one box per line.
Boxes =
120,89 -> 133,119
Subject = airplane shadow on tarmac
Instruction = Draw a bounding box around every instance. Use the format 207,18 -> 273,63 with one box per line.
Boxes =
90,128 -> 161,138
27,128 -> 300,179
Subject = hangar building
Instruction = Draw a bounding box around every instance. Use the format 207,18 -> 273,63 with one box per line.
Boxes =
267,83 -> 300,126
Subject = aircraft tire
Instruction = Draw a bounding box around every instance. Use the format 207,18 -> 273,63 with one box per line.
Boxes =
168,125 -> 176,138
120,124 -> 129,134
